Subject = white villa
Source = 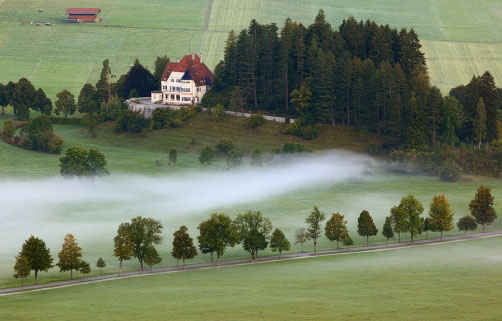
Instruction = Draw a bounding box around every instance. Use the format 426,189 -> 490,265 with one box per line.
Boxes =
151,53 -> 214,105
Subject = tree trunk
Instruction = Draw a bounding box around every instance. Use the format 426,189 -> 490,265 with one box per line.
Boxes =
440,231 -> 443,242
119,260 -> 123,277
210,252 -> 213,263
35,270 -> 38,285
483,223 -> 486,232
251,250 -> 255,262
314,239 -> 317,255
398,232 -> 401,242
386,239 -> 388,247
284,60 -> 289,111
410,232 -> 414,244
70,269 -> 73,280
336,240 -> 339,249
465,230 -> 467,236
279,250 -> 282,259
217,252 -> 221,266
366,235 -> 369,246
139,259 -> 144,271
183,258 -> 185,269
301,243 -> 304,253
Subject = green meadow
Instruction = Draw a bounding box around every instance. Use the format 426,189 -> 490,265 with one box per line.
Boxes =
1,0 -> 502,98
1,236 -> 501,320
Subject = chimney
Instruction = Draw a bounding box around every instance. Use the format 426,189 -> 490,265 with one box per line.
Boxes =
176,58 -> 179,63
200,53 -> 203,64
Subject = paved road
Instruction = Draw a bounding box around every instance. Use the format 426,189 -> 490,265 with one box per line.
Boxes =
1,230 -> 501,296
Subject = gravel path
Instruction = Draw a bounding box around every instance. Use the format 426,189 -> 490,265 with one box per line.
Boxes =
1,230 -> 501,297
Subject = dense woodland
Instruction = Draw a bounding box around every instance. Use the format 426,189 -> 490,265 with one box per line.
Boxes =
204,10 -> 502,147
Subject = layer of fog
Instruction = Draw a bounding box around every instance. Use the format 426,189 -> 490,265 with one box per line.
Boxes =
0,151 -> 378,258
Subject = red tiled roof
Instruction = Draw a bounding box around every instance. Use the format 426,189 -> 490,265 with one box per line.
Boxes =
161,54 -> 214,87
69,16 -> 98,21
66,8 -> 100,15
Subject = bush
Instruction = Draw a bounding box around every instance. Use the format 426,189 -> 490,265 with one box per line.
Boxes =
2,119 -> 15,138
226,150 -> 243,169
282,120 -> 320,140
245,114 -> 265,129
211,104 -> 226,121
282,142 -> 309,154
199,146 -> 215,165
20,115 -> 54,150
38,131 -> 63,154
301,125 -> 320,140
439,160 -> 462,182
115,110 -> 150,134
216,138 -> 234,155
152,108 -> 176,129
101,98 -> 127,122
49,117 -> 82,125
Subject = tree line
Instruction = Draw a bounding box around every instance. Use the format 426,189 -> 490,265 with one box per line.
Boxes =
14,185 -> 495,285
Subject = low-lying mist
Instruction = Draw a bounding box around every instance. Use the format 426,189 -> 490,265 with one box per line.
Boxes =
0,151 -> 377,258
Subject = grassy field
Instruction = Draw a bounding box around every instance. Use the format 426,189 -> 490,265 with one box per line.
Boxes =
0,113 -> 501,289
1,236 -> 502,320
1,0 -> 502,98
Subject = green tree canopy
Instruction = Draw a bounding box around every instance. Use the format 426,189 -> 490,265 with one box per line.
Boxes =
324,213 -> 348,248
78,84 -> 99,114
305,206 -> 326,254
171,225 -> 197,268
392,195 -> 425,243
294,227 -> 310,253
59,147 -> 109,179
32,88 -> 52,116
469,185 -> 496,232
197,213 -> 239,265
11,78 -> 36,120
199,146 -> 215,165
96,257 -> 106,274
153,55 -> 170,87
19,236 -> 53,285
382,216 -> 394,245
79,261 -> 91,277
144,246 -> 162,271
114,223 -> 134,276
55,90 -> 77,118
235,211 -> 273,261
270,228 -> 291,258
457,215 -> 477,235
357,210 -> 378,245
13,255 -> 31,286
96,59 -> 112,103
127,217 -> 164,270
474,98 -> 487,149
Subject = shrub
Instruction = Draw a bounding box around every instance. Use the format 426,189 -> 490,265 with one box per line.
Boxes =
170,118 -> 183,128
2,119 -> 15,138
282,142 -> 309,154
199,146 -> 215,165
49,117 -> 82,125
211,104 -> 226,121
38,131 -> 63,154
152,108 -> 176,129
283,120 -> 320,140
301,125 -> 320,140
20,115 -> 54,150
439,160 -> 462,182
101,98 -> 127,122
245,114 -> 265,129
216,138 -> 234,155
169,149 -> 177,164
115,110 -> 150,134
226,150 -> 243,169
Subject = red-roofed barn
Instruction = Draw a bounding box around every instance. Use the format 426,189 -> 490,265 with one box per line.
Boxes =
151,53 -> 214,105
66,8 -> 101,23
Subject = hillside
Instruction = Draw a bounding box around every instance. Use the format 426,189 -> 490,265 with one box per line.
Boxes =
1,0 -> 502,99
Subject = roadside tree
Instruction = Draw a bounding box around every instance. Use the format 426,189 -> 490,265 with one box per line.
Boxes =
306,206 -> 326,254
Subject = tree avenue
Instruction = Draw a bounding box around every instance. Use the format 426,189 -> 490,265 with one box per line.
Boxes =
428,195 -> 454,241
56,234 -> 83,279
469,185 -> 496,232
235,211 -> 273,262
324,213 -> 348,248
357,210 -> 378,245
306,206 -> 326,254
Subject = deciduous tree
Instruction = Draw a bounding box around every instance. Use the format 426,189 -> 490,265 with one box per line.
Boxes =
393,195 -> 424,243
114,223 -> 133,276
457,215 -> 477,235
428,195 -> 454,241
324,213 -> 348,248
474,98 -> 487,149
199,146 -> 215,165
305,206 -> 326,254
13,255 -> 30,286
343,233 -> 354,252
294,228 -> 310,252
33,88 -> 52,116
469,185 -> 496,232
128,217 -> 163,270
270,228 -> 290,258
197,213 -> 239,265
55,90 -> 76,118
382,216 -> 394,246
171,225 -> 197,268
235,211 -> 273,261
79,261 -> 91,277
144,246 -> 162,272
19,236 -> 53,285
56,234 -> 83,279
357,210 -> 378,245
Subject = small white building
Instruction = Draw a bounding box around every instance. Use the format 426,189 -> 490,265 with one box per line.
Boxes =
151,53 -> 214,105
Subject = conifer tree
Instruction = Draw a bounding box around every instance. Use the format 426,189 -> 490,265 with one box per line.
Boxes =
469,185 -> 496,232
171,226 -> 197,268
153,55 -> 170,87
428,195 -> 454,241
474,98 -> 487,149
96,59 -> 112,103
96,257 -> 106,275
357,210 -> 378,245
33,88 -> 52,116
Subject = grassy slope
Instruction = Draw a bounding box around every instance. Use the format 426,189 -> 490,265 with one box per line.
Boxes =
1,237 -> 502,320
1,0 -> 502,98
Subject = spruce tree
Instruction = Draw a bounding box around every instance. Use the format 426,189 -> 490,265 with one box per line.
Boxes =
95,59 -> 112,103
469,185 -> 496,232
474,98 -> 487,149
270,228 -> 291,258
382,216 -> 394,246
